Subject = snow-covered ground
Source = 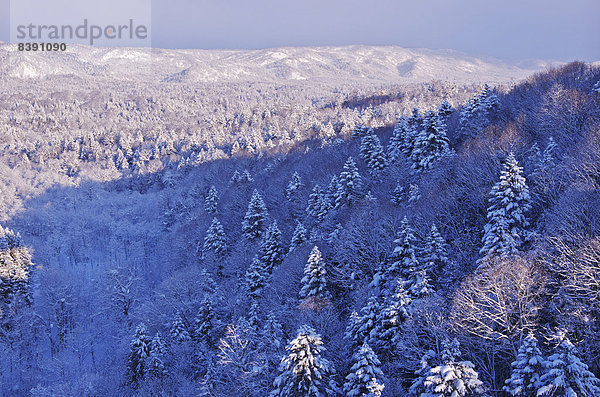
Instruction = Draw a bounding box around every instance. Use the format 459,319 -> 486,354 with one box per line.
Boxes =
0,43 -> 552,84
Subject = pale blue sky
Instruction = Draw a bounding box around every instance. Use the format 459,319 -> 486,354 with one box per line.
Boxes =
1,0 -> 599,61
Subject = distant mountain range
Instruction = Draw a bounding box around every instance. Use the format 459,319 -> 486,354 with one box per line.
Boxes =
0,43 -> 556,85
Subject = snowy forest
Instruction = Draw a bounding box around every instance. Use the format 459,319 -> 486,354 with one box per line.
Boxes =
1,57 -> 600,396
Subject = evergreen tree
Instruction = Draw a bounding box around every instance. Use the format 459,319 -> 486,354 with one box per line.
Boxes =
405,252 -> 434,299
343,343 -> 385,397
479,153 -> 531,263
458,85 -> 498,139
504,334 -> 547,396
289,221 -> 309,252
528,142 -> 543,175
204,185 -> 219,214
306,184 -> 330,221
128,323 -> 151,388
421,338 -> 484,397
285,171 -> 304,200
458,95 -> 480,138
538,335 -> 600,396
372,279 -> 411,358
261,311 -> 284,353
271,325 -> 336,397
401,122 -> 419,159
230,170 -> 241,184
327,175 -> 342,208
542,137 -> 557,168
240,169 -> 254,183
259,221 -> 284,276
193,296 -> 218,347
422,224 -> 450,287
202,217 -> 228,259
410,110 -> 451,172
409,349 -> 438,396
438,99 -> 454,118
345,296 -> 383,350
352,125 -> 368,137
0,226 -> 34,308
373,217 -> 416,292
336,157 -> 363,207
247,301 -> 261,334
148,332 -> 168,380
299,246 -> 331,308
169,312 -> 191,343
408,107 -> 423,127
388,117 -> 408,163
479,84 -> 500,112
242,189 -> 269,240
390,184 -> 405,206
593,80 -> 600,94
359,129 -> 387,172
408,183 -> 421,204
244,257 -> 268,299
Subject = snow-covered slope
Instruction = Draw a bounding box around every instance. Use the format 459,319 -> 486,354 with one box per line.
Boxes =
0,44 -> 551,85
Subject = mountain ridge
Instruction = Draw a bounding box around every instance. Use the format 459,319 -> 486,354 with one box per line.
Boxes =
0,43 -> 556,85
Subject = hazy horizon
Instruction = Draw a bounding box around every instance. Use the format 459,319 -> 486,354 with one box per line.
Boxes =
1,0 -> 599,63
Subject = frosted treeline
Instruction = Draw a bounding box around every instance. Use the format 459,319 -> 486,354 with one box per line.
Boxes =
1,62 -> 600,396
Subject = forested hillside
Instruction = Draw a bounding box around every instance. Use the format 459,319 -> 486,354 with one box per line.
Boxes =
1,61 -> 600,396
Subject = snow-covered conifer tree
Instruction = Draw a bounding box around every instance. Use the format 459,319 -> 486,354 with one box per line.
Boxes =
204,185 -> 219,214
408,107 -> 423,127
388,117 -> 408,163
504,333 -> 547,396
345,295 -> 383,350
307,184 -> 330,222
0,226 -> 34,308
359,129 -> 387,172
372,279 -> 411,357
390,184 -> 405,205
327,175 -> 342,208
479,84 -> 500,112
299,246 -> 331,308
261,311 -> 284,353
343,343 -> 385,397
421,338 -> 484,397
479,153 -> 531,263
285,171 -> 303,200
438,99 -> 454,118
528,142 -> 543,173
193,296 -> 217,347
373,217 -> 416,292
538,335 -> 600,396
259,221 -> 284,275
336,157 -> 363,207
409,349 -> 438,396
352,125 -> 368,137
169,312 -> 191,343
270,325 -> 336,397
244,257 -> 268,300
128,323 -> 151,388
202,217 -> 228,259
410,110 -> 451,172
148,332 -> 168,380
408,184 -> 421,204
542,137 -> 557,168
230,170 -> 241,184
241,169 -> 254,183
242,189 -> 269,240
344,311 -> 362,349
289,221 -> 308,252
422,223 -> 450,287
405,253 -> 434,299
